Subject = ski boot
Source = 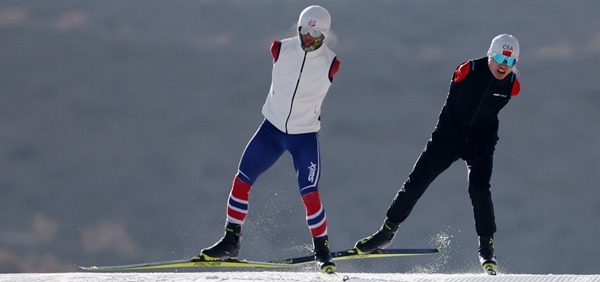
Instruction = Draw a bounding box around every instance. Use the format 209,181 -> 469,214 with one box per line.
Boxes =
354,218 -> 399,254
313,235 -> 336,273
478,236 -> 497,275
195,222 -> 242,261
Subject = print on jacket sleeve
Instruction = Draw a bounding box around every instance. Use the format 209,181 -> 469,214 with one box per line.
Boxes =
511,75 -> 521,96
270,40 -> 282,62
328,57 -> 340,82
453,60 -> 471,83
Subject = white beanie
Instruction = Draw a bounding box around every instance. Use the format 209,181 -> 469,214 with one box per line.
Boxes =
487,34 -> 520,61
298,5 -> 331,36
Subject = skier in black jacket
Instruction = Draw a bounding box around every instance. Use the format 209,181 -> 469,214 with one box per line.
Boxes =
353,34 -> 521,275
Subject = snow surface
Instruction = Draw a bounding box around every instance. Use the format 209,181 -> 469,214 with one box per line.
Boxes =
0,272 -> 599,282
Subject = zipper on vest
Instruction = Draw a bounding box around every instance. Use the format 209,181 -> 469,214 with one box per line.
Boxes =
465,80 -> 492,144
284,52 -> 308,133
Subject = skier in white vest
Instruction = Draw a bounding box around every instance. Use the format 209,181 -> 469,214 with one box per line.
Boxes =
196,5 -> 340,273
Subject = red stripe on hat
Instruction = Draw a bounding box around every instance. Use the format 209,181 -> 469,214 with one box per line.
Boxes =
502,50 -> 512,56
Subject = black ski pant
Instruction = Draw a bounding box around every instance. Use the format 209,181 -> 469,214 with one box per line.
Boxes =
386,131 -> 497,237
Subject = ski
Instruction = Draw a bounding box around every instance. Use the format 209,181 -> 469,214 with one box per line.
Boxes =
321,270 -> 350,281
78,248 -> 441,272
78,257 -> 302,271
269,248 -> 441,265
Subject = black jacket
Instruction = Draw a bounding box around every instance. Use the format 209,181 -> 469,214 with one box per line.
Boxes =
435,57 -> 520,144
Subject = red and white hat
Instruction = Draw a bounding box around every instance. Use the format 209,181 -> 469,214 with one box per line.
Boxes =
487,34 -> 520,61
298,5 -> 331,37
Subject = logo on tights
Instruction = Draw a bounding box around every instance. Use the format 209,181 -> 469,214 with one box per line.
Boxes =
307,162 -> 317,183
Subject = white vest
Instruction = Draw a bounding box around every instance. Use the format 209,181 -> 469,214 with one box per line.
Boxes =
262,37 -> 337,134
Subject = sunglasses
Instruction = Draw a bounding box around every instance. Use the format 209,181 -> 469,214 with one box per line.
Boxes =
299,26 -> 323,38
492,53 -> 517,66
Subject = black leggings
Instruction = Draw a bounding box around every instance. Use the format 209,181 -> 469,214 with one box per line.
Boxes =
386,132 -> 497,237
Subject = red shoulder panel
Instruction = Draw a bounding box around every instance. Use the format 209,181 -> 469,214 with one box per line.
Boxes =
270,40 -> 281,62
329,58 -> 340,81
511,77 -> 521,96
453,61 -> 471,83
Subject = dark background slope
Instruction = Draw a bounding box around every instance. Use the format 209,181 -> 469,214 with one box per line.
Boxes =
1,0 -> 599,274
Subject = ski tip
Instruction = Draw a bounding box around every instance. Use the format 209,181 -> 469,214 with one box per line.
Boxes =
483,263 -> 497,275
76,265 -> 97,271
486,268 -> 497,275
319,269 -> 350,281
